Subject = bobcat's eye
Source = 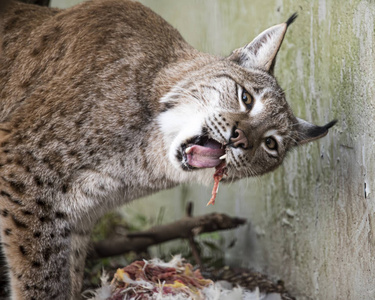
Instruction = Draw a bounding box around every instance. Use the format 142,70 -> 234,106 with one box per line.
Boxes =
241,89 -> 254,110
265,137 -> 277,150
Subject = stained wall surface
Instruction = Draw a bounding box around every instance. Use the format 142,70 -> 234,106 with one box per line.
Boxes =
51,0 -> 375,299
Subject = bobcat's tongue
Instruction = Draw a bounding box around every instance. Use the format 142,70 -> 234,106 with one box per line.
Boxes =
186,144 -> 225,168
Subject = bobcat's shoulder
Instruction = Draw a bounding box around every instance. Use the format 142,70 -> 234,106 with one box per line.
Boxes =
0,0 -> 198,122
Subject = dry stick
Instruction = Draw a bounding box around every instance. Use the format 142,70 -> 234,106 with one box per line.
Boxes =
185,202 -> 203,268
88,212 -> 246,259
188,235 -> 202,268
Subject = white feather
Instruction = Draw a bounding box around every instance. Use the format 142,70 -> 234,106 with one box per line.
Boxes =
87,268 -> 282,300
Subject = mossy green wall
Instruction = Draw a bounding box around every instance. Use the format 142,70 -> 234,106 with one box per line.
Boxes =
51,0 -> 375,298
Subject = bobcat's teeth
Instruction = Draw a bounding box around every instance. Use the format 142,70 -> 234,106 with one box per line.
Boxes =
219,154 -> 227,160
185,147 -> 193,154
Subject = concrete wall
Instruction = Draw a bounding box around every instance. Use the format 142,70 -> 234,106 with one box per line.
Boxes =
52,1 -> 375,299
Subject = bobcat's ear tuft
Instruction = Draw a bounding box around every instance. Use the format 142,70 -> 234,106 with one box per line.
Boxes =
295,118 -> 337,145
286,13 -> 298,27
228,14 -> 297,74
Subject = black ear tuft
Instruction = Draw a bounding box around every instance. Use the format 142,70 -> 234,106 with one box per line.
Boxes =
296,118 -> 337,145
323,119 -> 337,130
286,13 -> 298,27
305,124 -> 328,138
305,119 -> 337,139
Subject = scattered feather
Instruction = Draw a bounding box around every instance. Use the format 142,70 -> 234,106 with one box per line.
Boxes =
86,256 -> 282,300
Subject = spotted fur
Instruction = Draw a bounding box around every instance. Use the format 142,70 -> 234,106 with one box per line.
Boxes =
0,1 -> 334,299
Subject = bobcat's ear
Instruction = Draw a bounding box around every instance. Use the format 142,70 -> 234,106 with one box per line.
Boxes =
228,13 -> 297,74
295,118 -> 337,145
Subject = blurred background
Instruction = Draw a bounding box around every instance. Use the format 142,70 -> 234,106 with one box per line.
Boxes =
20,0 -> 375,299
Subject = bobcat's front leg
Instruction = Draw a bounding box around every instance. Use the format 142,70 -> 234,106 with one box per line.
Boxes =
0,196 -> 89,300
69,232 -> 91,300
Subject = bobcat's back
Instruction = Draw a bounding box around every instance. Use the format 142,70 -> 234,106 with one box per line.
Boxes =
0,0 -> 193,122
0,2 -> 59,121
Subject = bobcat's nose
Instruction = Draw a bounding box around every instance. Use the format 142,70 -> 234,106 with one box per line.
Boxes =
230,128 -> 250,149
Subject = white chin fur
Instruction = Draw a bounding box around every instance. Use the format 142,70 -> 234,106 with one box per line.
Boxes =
157,103 -> 216,186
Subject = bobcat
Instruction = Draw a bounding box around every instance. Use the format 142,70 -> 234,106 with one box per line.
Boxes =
0,0 -> 335,299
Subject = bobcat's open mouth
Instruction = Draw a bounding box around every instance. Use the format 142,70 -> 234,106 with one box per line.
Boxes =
180,135 -> 226,170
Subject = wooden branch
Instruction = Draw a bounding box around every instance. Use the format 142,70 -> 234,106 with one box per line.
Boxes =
185,202 -> 203,268
188,235 -> 202,268
88,213 -> 246,259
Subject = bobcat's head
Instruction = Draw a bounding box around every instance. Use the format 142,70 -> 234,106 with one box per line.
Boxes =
159,14 -> 336,183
